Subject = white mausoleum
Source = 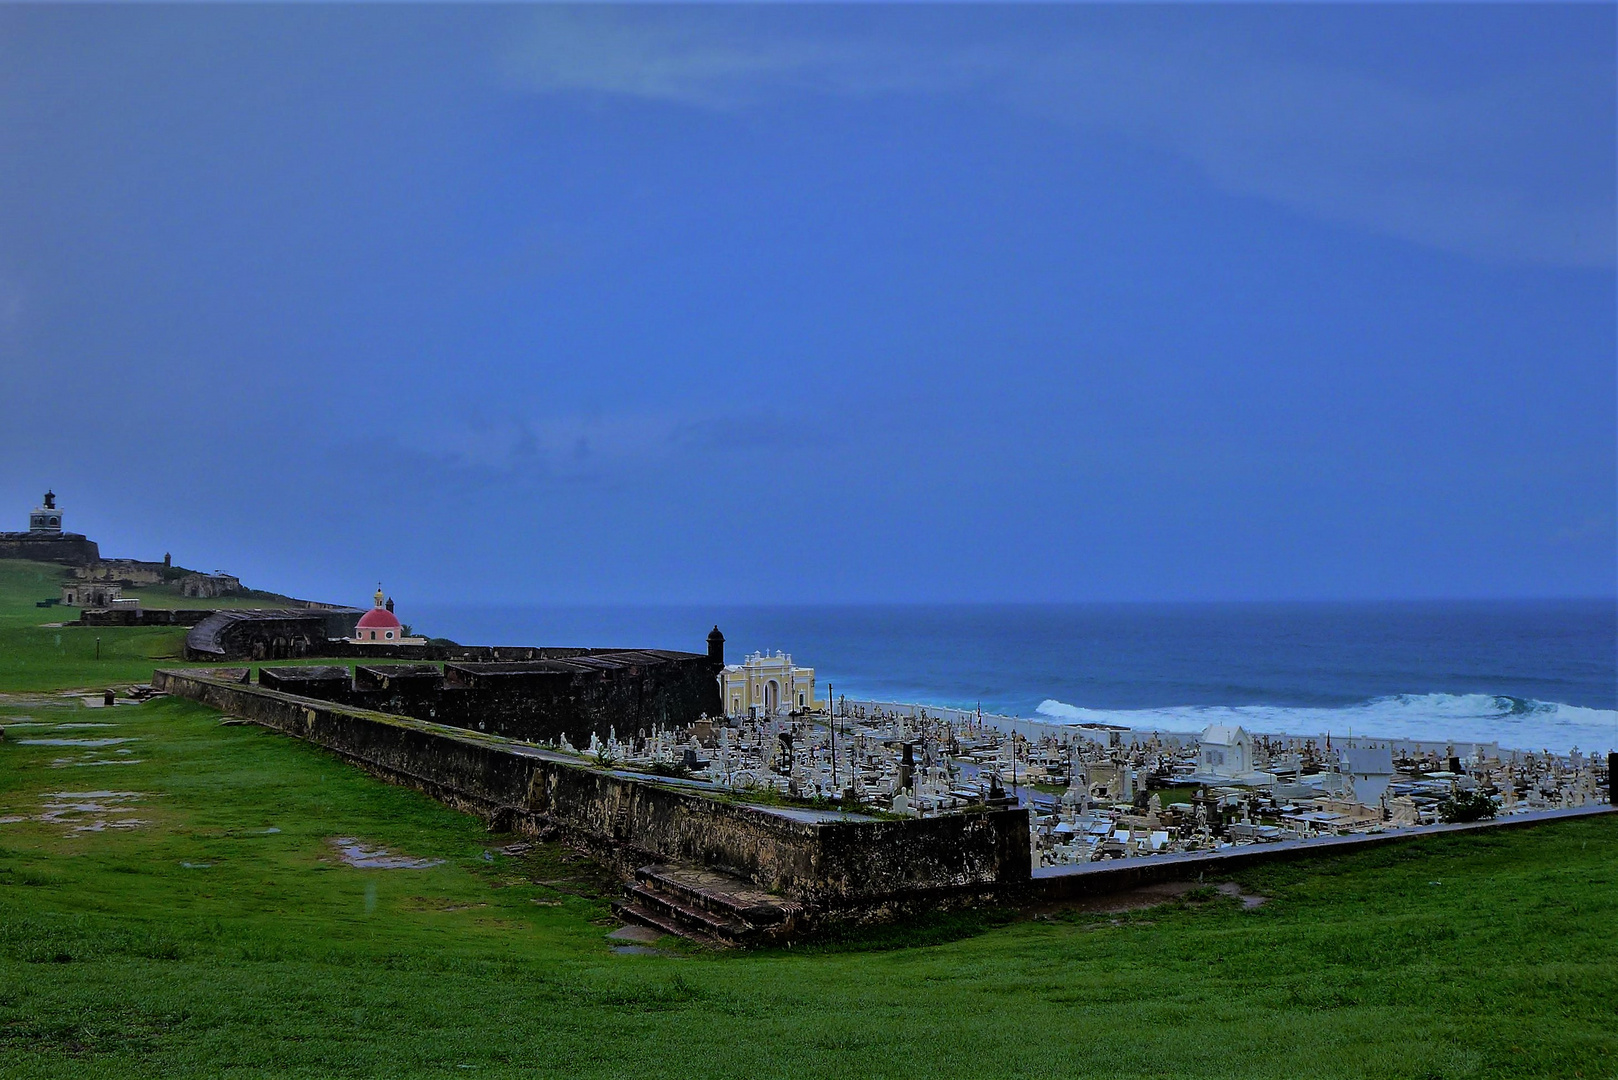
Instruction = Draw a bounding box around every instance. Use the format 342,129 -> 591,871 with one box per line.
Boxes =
1198,724 -> 1254,778
1339,745 -> 1396,807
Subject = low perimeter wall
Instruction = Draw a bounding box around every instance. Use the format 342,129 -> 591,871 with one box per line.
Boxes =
153,669 -> 1030,908
1025,803 -> 1615,904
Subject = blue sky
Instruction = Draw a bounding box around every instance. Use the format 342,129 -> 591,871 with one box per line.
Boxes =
0,4 -> 1612,605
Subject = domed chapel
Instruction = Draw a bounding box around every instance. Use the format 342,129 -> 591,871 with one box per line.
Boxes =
351,585 -> 426,645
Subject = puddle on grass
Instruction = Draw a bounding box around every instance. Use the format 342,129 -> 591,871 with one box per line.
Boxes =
49,756 -> 145,768
1217,882 -> 1269,910
33,790 -> 155,833
0,693 -> 77,708
1,721 -> 115,730
49,790 -> 139,798
607,927 -> 679,955
1038,879 -> 1268,920
606,924 -> 681,956
18,738 -> 138,747
329,837 -> 445,870
76,696 -> 141,709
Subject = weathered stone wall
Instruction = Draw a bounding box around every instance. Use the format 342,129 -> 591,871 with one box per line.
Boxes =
61,582 -> 122,608
74,559 -> 167,585
258,666 -> 353,697
810,812 -> 1032,903
439,656 -> 723,741
326,642 -> 616,662
184,609 -> 365,660
255,655 -> 723,746
178,572 -> 242,598
185,611 -> 340,661
152,669 -> 1031,906
76,608 -> 216,627
1023,804 -> 1616,905
0,533 -> 100,566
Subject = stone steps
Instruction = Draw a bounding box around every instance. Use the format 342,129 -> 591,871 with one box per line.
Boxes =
620,884 -> 752,944
612,863 -> 804,947
610,898 -> 723,949
635,864 -> 805,926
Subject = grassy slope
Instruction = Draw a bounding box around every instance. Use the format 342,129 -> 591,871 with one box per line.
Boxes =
0,562 -> 188,693
0,565 -> 1614,1079
0,561 -> 342,694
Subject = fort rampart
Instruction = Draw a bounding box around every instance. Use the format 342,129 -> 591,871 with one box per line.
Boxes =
255,653 -> 724,745
324,642 -> 616,662
184,609 -> 365,660
77,608 -> 217,627
150,669 -> 1610,938
152,668 -> 1032,910
1026,803 -> 1615,903
0,533 -> 100,566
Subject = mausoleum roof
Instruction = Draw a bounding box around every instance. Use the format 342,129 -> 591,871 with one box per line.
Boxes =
357,608 -> 402,630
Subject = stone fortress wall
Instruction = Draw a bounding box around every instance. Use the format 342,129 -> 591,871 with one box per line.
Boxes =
0,532 -> 100,566
78,608 -> 219,627
73,558 -> 168,585
153,666 -> 1614,941
257,652 -> 724,747
183,609 -> 367,659
151,668 -> 1032,914
1,489 -> 99,566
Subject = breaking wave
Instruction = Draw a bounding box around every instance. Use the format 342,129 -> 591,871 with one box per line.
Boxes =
1033,693 -> 1618,755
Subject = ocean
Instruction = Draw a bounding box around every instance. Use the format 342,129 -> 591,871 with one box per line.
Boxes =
409,600 -> 1617,755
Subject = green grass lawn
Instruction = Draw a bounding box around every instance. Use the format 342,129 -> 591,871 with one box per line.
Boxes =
108,582 -> 308,612
0,562 -> 1614,1078
0,561 -> 344,694
1153,785 -> 1202,807
0,562 -> 189,693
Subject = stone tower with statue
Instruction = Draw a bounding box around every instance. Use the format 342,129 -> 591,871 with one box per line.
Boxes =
0,489 -> 100,566
30,490 -> 64,533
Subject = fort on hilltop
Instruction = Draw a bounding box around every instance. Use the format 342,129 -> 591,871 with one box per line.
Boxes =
0,490 -> 100,566
4,488 -> 357,634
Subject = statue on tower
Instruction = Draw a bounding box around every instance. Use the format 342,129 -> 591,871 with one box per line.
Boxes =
29,490 -> 63,533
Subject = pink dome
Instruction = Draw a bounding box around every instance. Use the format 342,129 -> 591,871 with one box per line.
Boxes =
357,608 -> 401,630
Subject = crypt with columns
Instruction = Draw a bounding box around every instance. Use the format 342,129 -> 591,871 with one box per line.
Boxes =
719,650 -> 824,718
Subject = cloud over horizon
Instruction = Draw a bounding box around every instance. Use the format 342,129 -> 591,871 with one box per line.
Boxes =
0,4 -> 1610,604
501,7 -> 1615,269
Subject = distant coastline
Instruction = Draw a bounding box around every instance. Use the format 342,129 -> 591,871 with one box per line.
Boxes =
413,600 -> 1618,756
842,696 -> 1609,759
